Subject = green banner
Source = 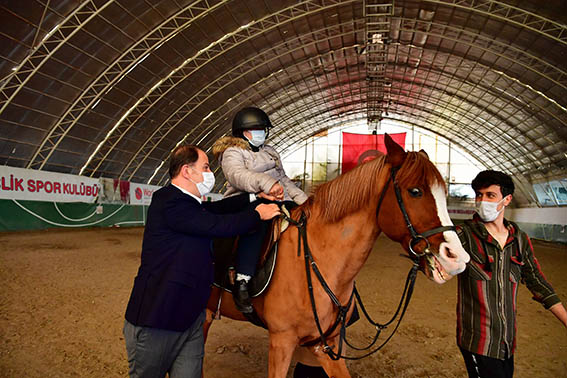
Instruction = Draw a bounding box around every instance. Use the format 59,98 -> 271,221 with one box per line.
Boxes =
0,199 -> 148,231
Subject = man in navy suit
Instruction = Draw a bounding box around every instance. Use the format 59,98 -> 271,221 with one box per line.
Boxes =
123,144 -> 280,378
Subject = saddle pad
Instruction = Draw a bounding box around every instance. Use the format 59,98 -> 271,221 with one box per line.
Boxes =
249,242 -> 278,297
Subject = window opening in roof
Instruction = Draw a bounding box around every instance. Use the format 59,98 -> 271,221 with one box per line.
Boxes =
533,179 -> 567,206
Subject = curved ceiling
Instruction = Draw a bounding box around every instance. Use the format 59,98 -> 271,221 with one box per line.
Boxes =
1,0 -> 566,190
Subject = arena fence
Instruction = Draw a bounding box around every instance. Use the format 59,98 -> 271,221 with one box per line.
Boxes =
0,198 -> 564,245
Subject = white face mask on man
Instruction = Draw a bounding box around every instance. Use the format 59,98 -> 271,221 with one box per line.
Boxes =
475,197 -> 506,222
190,170 -> 215,196
246,130 -> 266,147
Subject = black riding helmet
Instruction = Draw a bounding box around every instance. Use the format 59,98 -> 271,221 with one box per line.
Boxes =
232,107 -> 273,139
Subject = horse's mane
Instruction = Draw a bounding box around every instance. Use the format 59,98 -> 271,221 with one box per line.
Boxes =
307,151 -> 445,223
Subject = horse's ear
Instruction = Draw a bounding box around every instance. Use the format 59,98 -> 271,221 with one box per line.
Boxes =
384,133 -> 407,168
418,149 -> 429,159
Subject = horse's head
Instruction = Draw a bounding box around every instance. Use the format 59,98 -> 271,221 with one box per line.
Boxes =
377,134 -> 470,283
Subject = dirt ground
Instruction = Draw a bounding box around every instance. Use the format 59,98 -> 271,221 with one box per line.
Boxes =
0,227 -> 565,377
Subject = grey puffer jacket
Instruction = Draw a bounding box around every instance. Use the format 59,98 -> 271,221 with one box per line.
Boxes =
212,136 -> 308,205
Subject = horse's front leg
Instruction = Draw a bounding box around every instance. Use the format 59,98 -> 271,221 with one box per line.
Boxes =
268,331 -> 297,378
311,337 -> 352,378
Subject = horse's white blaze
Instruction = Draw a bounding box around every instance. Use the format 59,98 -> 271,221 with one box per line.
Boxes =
430,183 -> 470,281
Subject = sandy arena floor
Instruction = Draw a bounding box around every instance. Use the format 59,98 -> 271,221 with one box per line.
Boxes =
0,227 -> 565,377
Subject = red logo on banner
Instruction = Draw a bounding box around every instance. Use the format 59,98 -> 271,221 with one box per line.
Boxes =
135,187 -> 143,200
341,132 -> 406,173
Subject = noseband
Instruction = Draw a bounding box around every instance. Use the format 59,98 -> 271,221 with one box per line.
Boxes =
375,166 -> 455,262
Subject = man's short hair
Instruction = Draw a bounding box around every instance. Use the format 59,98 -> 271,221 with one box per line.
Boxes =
471,170 -> 515,197
169,145 -> 200,179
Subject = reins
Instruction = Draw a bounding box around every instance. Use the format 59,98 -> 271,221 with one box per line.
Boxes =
282,166 -> 455,360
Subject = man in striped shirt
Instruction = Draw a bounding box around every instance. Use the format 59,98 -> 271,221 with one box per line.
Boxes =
456,170 -> 567,378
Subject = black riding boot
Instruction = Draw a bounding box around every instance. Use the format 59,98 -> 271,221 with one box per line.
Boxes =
234,279 -> 253,313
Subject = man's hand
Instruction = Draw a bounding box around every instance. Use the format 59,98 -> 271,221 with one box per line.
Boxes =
255,203 -> 281,220
269,182 -> 284,201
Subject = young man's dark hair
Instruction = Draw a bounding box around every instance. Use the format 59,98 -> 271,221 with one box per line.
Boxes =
471,170 -> 515,197
168,145 -> 200,179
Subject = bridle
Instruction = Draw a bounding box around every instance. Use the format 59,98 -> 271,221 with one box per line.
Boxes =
375,166 -> 456,262
283,164 -> 455,360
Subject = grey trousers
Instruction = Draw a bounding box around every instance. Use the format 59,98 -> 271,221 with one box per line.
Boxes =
123,310 -> 206,378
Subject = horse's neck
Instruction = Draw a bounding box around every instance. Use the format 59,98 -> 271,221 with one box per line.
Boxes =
306,171 -> 387,291
309,207 -> 380,289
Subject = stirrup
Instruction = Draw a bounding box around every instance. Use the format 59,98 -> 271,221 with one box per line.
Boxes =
234,280 -> 253,313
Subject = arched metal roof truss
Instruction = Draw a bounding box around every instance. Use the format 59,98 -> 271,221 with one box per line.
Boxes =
1,0 -> 566,202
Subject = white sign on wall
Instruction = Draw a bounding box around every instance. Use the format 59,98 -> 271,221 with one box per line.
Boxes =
0,166 -> 100,203
129,183 -> 161,205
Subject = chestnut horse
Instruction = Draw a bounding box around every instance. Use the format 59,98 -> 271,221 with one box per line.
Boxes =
205,134 -> 470,377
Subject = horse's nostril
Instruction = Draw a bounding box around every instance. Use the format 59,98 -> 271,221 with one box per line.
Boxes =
446,249 -> 457,259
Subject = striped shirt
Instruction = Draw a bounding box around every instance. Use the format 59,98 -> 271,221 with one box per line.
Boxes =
456,216 -> 560,359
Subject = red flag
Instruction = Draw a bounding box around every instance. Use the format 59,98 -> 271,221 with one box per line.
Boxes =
341,132 -> 406,173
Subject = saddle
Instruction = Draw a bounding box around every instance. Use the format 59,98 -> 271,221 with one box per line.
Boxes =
211,206 -> 291,298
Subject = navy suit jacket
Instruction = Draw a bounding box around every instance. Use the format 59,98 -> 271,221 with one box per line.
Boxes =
125,184 -> 260,331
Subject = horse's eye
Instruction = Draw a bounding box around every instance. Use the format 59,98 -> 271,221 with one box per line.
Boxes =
408,187 -> 422,197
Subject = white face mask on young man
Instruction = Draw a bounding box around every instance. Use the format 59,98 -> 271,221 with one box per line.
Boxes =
246,130 -> 266,147
190,170 -> 215,196
475,197 -> 506,222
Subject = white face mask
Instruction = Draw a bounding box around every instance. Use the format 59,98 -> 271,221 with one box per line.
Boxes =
475,198 -> 506,222
246,130 -> 266,147
191,171 -> 215,196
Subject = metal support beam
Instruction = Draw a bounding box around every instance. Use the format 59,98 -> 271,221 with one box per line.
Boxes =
364,0 -> 394,130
